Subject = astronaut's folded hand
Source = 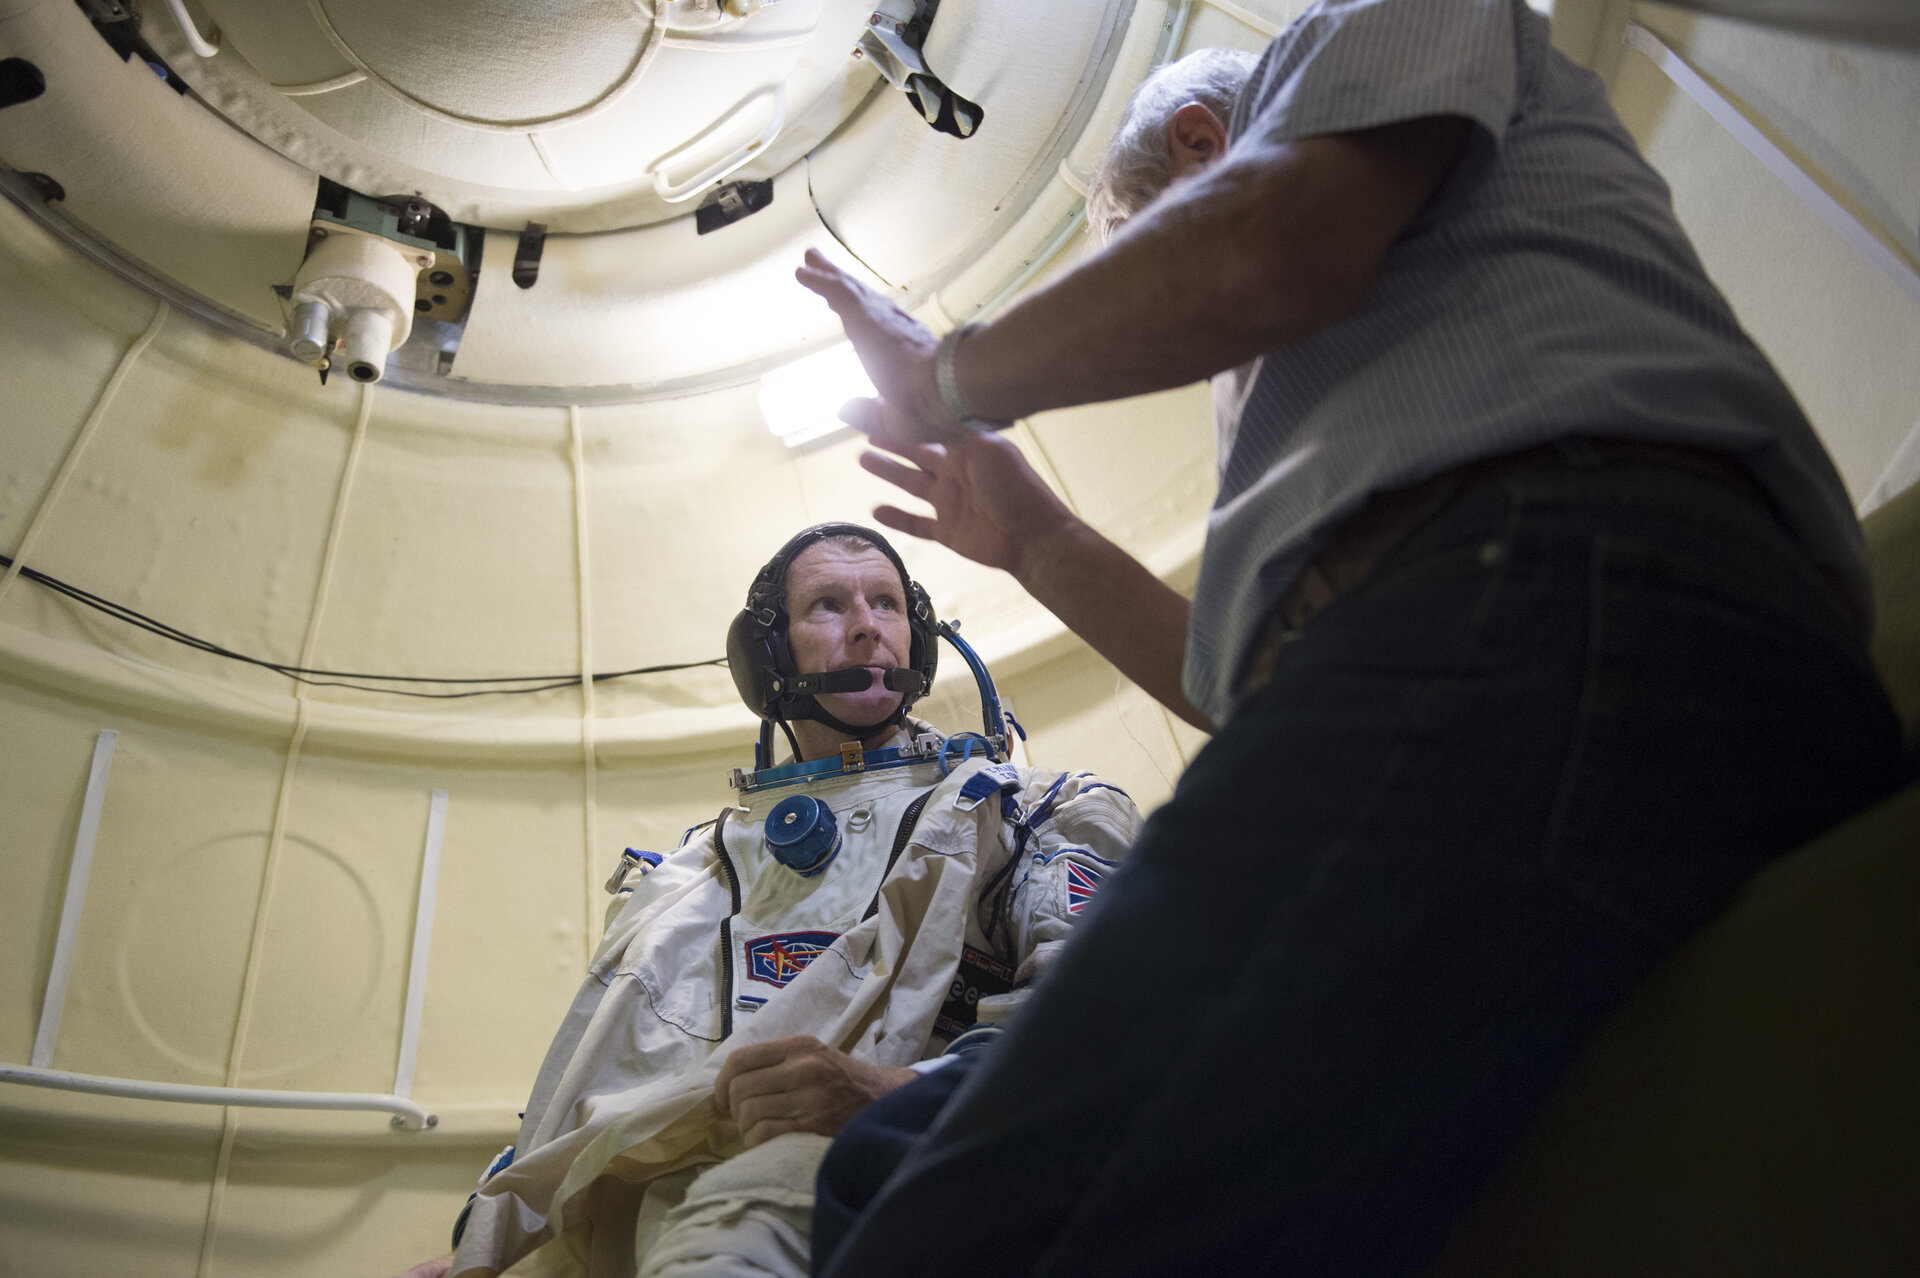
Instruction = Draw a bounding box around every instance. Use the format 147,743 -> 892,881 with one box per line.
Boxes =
713,1035 -> 919,1148
1015,939 -> 1069,986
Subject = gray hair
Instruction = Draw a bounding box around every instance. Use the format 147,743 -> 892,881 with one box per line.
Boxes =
1086,47 -> 1260,243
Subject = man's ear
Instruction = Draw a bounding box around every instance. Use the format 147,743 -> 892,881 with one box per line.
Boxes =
1166,102 -> 1228,178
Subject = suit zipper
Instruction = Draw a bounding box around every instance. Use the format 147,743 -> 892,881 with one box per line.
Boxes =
712,809 -> 741,1039
862,788 -> 935,922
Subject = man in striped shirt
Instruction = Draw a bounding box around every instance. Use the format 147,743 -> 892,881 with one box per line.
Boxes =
799,0 -> 1906,1273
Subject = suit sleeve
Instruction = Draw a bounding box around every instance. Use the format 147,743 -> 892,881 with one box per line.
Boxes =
1002,771 -> 1141,978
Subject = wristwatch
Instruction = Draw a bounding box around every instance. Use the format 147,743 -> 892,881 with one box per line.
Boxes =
934,323 -> 988,428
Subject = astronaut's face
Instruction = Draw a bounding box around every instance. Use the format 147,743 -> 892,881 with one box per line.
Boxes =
784,542 -> 912,728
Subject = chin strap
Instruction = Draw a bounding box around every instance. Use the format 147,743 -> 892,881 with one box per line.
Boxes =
781,700 -> 909,742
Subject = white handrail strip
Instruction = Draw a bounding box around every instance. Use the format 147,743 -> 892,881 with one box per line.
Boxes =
393,789 -> 448,1099
33,729 -> 118,1068
0,1063 -> 437,1129
1196,0 -> 1280,39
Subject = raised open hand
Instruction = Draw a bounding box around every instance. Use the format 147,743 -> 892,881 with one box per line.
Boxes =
857,430 -> 1075,577
795,249 -> 968,446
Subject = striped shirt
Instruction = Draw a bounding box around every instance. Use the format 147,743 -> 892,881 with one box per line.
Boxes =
1183,0 -> 1869,727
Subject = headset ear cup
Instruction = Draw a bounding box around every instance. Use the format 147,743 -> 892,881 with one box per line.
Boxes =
725,608 -> 781,718
905,582 -> 938,708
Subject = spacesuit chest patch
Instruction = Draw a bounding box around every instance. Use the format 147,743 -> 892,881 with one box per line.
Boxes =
744,931 -> 840,987
934,945 -> 1016,1037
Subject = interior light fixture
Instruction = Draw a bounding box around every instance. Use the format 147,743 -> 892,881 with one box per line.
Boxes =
757,344 -> 877,447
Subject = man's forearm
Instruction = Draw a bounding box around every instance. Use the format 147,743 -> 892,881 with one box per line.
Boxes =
955,118 -> 1472,422
959,142 -> 1322,419
1015,516 -> 1212,732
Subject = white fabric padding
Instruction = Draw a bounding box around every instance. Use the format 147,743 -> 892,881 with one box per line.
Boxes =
531,41 -> 810,196
165,0 -> 851,232
0,0 -> 315,328
311,0 -> 654,127
631,1134 -> 830,1278
449,170 -> 872,388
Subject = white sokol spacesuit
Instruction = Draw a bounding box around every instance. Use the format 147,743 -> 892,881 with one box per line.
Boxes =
449,529 -> 1139,1278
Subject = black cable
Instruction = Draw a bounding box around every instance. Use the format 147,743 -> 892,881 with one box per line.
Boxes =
776,716 -> 804,765
0,551 -> 727,698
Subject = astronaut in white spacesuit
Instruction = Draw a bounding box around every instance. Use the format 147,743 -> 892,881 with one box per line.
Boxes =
426,523 -> 1139,1278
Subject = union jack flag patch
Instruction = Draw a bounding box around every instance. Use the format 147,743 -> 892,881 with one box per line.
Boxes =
1065,861 -> 1102,914
744,931 -> 839,987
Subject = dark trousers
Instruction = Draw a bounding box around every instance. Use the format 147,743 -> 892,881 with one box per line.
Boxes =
815,457 -> 1906,1277
813,1052 -> 982,1270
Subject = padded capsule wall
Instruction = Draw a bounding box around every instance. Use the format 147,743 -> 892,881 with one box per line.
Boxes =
1610,5 -> 1920,500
